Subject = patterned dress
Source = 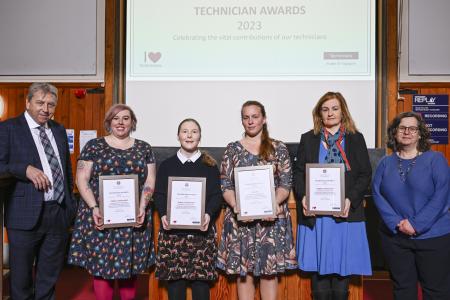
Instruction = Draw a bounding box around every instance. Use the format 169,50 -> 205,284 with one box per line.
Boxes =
68,137 -> 155,279
216,140 -> 297,276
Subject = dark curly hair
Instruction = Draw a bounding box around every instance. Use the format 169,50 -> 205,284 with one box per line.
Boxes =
386,111 -> 431,152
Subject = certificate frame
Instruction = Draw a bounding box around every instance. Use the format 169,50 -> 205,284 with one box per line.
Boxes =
167,176 -> 206,230
234,165 -> 277,221
305,163 -> 345,215
99,174 -> 139,228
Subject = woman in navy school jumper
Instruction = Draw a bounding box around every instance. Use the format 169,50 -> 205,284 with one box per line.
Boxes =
373,111 -> 450,300
153,118 -> 223,300
293,92 -> 372,300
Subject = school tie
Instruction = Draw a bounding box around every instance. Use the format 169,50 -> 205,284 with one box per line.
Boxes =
38,126 -> 65,203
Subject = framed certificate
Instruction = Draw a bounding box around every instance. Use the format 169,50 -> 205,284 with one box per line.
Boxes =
306,163 -> 345,215
167,177 -> 206,230
99,174 -> 139,228
234,165 -> 277,221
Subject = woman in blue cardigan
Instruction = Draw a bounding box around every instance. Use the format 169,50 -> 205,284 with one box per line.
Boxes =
373,111 -> 450,300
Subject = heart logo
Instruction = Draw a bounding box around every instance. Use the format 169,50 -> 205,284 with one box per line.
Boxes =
148,52 -> 161,63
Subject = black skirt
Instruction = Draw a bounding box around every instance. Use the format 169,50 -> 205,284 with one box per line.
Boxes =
156,227 -> 218,281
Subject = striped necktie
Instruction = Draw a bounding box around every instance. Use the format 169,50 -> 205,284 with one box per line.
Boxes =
38,126 -> 65,203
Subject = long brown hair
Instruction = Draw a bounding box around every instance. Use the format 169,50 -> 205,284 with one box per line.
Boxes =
241,100 -> 274,161
177,118 -> 217,167
312,92 -> 357,135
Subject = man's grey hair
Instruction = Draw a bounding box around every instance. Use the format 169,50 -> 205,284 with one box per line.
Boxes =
27,82 -> 58,102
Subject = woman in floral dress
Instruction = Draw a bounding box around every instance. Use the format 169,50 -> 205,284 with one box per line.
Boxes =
68,104 -> 156,300
217,101 -> 297,300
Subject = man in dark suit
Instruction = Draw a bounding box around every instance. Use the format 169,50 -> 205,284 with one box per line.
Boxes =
0,82 -> 76,300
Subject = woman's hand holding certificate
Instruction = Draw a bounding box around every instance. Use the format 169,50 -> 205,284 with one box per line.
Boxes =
167,177 -> 206,230
234,165 -> 277,221
305,163 -> 345,216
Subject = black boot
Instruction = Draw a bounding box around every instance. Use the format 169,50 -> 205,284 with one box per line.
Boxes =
331,289 -> 348,300
312,290 -> 332,300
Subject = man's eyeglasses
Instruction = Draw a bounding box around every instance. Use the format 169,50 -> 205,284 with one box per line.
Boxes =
398,126 -> 419,134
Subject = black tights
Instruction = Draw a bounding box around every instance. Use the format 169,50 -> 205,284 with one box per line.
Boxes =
167,279 -> 210,300
311,273 -> 350,300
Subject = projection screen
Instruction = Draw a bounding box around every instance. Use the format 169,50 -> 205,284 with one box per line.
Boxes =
126,0 -> 376,147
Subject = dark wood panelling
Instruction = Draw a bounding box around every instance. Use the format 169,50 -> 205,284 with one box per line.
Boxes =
104,0 -> 118,107
386,0 -> 399,125
400,82 -> 450,88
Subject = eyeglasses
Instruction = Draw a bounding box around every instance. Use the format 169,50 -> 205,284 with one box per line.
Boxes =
398,126 -> 419,134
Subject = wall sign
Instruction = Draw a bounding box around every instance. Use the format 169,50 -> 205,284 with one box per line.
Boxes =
412,94 -> 448,144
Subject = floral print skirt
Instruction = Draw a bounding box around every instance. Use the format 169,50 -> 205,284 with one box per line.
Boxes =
68,201 -> 155,279
156,228 -> 218,281
216,206 -> 297,276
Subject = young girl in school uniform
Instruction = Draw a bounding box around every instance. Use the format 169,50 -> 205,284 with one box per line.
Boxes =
153,118 -> 223,300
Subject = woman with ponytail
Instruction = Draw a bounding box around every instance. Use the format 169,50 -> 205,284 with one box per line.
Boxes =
153,118 -> 223,300
293,92 -> 372,300
217,101 -> 297,300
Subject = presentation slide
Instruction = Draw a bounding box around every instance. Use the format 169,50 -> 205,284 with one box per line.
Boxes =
128,0 -> 371,79
126,0 -> 376,148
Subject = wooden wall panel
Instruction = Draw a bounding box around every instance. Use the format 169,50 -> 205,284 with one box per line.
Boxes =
386,0 -> 399,126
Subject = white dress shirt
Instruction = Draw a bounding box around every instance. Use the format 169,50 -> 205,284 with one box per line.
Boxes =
177,149 -> 201,164
25,111 -> 64,201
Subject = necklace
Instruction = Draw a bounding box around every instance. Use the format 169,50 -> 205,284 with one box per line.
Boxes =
396,152 -> 419,182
